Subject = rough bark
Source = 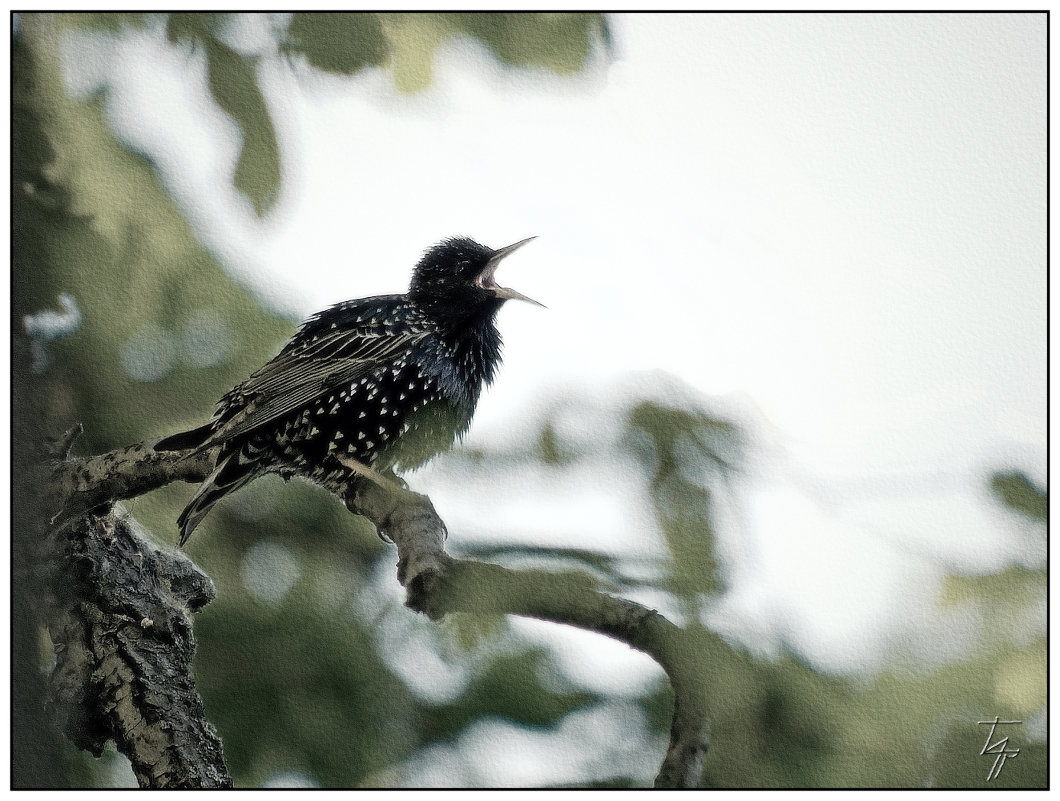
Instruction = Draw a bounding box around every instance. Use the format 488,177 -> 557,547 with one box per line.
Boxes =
46,506 -> 231,788
45,436 -> 711,788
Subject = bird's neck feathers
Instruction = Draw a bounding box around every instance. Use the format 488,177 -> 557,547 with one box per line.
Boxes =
425,300 -> 505,392
423,295 -> 503,331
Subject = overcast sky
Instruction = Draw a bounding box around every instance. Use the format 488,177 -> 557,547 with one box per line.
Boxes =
62,12 -> 1046,684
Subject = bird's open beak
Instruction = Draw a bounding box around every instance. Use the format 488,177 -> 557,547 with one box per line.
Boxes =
475,236 -> 545,308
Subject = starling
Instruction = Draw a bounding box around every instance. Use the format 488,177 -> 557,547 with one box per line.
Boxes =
155,236 -> 540,545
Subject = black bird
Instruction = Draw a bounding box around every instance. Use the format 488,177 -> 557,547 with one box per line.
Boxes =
155,236 -> 540,545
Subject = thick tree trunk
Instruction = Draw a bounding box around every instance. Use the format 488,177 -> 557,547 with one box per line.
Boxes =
46,506 -> 232,788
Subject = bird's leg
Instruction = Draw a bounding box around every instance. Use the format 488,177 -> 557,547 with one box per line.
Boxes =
334,453 -> 403,490
335,454 -> 407,541
384,468 -> 409,490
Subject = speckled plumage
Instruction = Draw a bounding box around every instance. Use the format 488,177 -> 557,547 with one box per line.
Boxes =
156,236 -> 538,545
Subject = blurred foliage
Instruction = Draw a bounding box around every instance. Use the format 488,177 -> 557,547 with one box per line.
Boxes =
626,401 -> 737,599
519,400 -> 1047,788
53,11 -> 610,214
989,470 -> 1047,521
13,11 -> 1045,789
283,13 -> 390,75
427,650 -> 600,738
167,14 -> 282,215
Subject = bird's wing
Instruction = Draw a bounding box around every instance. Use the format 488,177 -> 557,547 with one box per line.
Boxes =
198,309 -> 430,450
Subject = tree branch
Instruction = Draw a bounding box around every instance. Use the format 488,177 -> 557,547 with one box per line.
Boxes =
48,435 -> 711,788
45,431 -> 231,788
349,478 -> 710,788
49,436 -> 215,526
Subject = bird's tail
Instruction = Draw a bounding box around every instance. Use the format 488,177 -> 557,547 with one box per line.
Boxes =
176,447 -> 261,546
155,421 -> 217,453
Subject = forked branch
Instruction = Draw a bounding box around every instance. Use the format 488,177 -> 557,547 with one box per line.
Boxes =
47,429 -> 709,788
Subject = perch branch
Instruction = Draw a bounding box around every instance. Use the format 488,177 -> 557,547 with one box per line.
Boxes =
350,478 -> 710,787
49,435 -> 711,788
49,432 -> 215,526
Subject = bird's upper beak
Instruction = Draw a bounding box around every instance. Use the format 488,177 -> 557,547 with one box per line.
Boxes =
475,237 -> 545,307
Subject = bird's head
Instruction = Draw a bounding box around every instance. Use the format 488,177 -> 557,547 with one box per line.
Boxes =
409,236 -> 542,318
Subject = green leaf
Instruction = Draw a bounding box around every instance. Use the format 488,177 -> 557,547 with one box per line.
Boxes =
58,12 -> 152,33
449,12 -> 610,74
378,12 -> 610,94
162,14 -> 282,213
625,399 -> 740,599
203,37 -> 281,215
990,470 -> 1047,521
165,12 -> 222,45
427,650 -> 598,740
285,13 -> 390,74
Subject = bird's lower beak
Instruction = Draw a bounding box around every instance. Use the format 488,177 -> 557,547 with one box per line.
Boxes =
476,237 -> 546,308
492,285 -> 546,306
